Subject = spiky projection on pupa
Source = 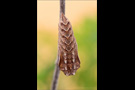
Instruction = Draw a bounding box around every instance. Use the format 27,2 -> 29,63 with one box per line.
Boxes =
58,13 -> 80,76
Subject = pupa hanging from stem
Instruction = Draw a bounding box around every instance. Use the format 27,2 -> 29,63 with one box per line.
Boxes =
58,13 -> 80,76
51,0 -> 80,90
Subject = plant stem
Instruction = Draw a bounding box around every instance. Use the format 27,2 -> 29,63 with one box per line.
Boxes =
51,58 -> 60,90
60,0 -> 65,14
51,0 -> 65,90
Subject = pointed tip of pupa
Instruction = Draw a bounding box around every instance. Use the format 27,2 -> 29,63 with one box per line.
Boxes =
60,12 -> 67,23
61,12 -> 64,16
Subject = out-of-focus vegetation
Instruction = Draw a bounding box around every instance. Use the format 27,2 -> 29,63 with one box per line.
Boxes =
37,17 -> 97,90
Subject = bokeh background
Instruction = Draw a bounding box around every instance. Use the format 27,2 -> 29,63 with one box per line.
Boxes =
37,0 -> 97,90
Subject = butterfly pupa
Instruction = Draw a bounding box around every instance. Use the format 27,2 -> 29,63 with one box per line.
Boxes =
58,13 -> 80,76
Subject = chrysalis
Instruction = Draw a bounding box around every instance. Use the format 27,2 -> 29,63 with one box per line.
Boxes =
58,13 -> 80,76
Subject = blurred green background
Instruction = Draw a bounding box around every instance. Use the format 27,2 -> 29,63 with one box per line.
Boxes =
37,1 -> 97,90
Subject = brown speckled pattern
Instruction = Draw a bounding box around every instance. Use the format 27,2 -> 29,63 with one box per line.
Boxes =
58,13 -> 80,76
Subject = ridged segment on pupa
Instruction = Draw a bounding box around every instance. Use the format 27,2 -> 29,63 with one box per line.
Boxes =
58,13 -> 80,76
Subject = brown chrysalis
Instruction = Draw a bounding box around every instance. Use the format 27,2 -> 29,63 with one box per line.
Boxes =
58,13 -> 80,76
